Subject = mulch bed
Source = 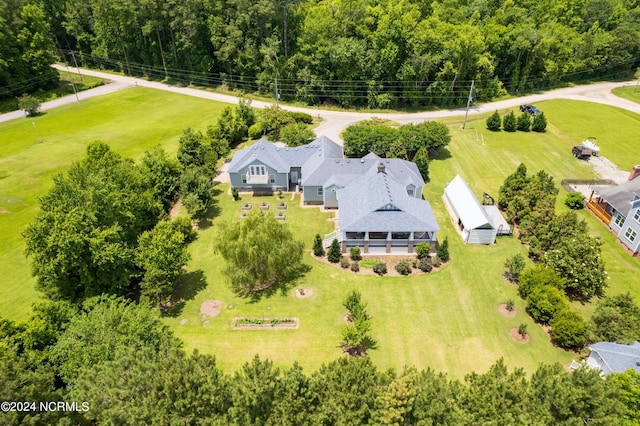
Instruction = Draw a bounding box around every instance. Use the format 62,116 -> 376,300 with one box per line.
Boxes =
497,304 -> 517,318
509,327 -> 530,343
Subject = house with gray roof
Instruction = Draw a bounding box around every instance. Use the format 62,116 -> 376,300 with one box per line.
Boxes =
329,163 -> 439,253
587,166 -> 640,254
577,341 -> 640,375
228,136 -> 439,254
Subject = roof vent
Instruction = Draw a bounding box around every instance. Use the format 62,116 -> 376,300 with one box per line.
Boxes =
295,147 -> 298,151
335,159 -> 340,163
360,159 -> 365,163
346,159 -> 350,163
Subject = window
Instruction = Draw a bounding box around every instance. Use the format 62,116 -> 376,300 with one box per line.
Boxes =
614,214 -> 625,227
269,174 -> 275,184
242,175 -> 247,184
634,209 -> 640,223
249,165 -> 267,176
407,187 -> 414,197
624,227 -> 637,243
317,187 -> 323,196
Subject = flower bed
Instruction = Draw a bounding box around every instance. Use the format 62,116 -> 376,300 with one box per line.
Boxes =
232,317 -> 299,329
241,203 -> 252,210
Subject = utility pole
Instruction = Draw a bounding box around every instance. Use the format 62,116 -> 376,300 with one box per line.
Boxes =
633,76 -> 640,94
275,78 -> 280,103
283,0 -> 288,57
66,64 -> 80,103
461,80 -> 474,130
70,50 -> 83,84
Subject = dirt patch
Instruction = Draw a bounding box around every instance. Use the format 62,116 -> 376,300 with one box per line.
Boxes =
203,320 -> 209,326
541,324 -> 553,340
510,328 -> 530,344
200,300 -> 222,318
0,209 -> 8,214
179,319 -> 187,325
498,304 -> 517,318
343,314 -> 353,324
169,199 -> 182,219
295,288 -> 313,298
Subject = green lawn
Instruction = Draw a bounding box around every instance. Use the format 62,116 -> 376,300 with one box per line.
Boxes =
1,91 -> 640,379
0,87 -> 225,319
611,85 -> 640,106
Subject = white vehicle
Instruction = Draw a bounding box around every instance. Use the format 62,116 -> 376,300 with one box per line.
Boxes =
581,137 -> 600,156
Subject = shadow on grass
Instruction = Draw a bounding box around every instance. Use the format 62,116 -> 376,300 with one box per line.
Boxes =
240,263 -> 312,303
196,187 -> 223,229
431,147 -> 452,161
163,269 -> 208,317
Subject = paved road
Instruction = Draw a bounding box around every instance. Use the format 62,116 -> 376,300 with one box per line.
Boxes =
2,64 -> 638,143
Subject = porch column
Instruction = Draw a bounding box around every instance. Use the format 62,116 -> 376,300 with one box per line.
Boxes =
386,232 -> 391,253
364,232 -> 369,254
407,231 -> 414,254
341,241 -> 346,254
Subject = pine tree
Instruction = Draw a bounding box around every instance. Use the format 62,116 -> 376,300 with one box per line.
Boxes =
437,237 -> 450,262
532,112 -> 547,132
486,111 -> 501,131
313,234 -> 325,257
328,239 -> 342,263
517,112 -> 531,131
502,111 -> 517,132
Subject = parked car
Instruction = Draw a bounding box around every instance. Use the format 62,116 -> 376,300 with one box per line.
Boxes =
519,104 -> 541,116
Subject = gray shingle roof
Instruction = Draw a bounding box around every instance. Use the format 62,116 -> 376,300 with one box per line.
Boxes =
593,177 -> 640,217
303,157 -> 424,188
338,167 -> 439,232
590,341 -> 640,373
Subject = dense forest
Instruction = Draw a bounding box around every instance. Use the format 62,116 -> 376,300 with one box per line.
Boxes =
3,0 -> 640,106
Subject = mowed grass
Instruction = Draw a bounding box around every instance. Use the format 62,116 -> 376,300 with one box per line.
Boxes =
1,89 -> 639,379
0,87 -> 225,319
611,85 -> 640,106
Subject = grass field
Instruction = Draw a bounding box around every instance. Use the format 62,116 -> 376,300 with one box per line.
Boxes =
1,90 -> 639,378
612,85 -> 640,105
0,87 -> 225,319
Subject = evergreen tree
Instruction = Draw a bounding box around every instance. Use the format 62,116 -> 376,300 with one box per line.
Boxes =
313,234 -> 325,257
437,237 -> 449,262
532,112 -> 547,132
517,112 -> 531,131
328,238 -> 342,263
502,111 -> 517,132
486,111 -> 501,131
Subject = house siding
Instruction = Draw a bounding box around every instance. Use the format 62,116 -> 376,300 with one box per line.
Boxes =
618,206 -> 640,253
303,186 -> 324,204
324,185 -> 340,209
465,228 -> 497,245
229,161 -> 287,190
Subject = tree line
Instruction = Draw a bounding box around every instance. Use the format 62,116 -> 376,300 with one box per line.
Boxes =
2,295 -> 639,425
13,0 -> 637,108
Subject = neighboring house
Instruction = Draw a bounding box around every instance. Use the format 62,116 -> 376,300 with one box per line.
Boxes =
328,163 -> 439,254
443,175 -> 511,244
587,165 -> 640,254
572,341 -> 640,375
228,136 -> 440,254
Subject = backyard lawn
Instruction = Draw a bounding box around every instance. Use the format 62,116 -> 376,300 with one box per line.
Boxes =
0,87 -> 224,319
1,90 -> 639,378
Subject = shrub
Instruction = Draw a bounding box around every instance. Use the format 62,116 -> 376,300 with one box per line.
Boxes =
486,110 -> 501,131
313,234 -> 325,257
231,187 -> 240,201
437,237 -> 449,263
518,323 -> 528,337
526,285 -> 569,324
281,122 -> 315,147
431,256 -> 442,268
506,299 -> 515,311
328,238 -> 342,263
18,94 -> 41,117
504,254 -> 526,283
502,111 -> 517,132
532,112 -> 547,132
373,262 -> 387,276
340,258 -> 350,269
360,259 -> 381,268
516,112 -> 531,131
170,216 -> 198,243
350,261 -> 360,272
395,259 -> 412,275
248,121 -> 266,139
418,257 -> 432,273
350,246 -> 362,261
565,192 -> 585,210
518,265 -> 565,299
415,242 -> 431,259
290,111 -> 313,124
551,309 -> 588,349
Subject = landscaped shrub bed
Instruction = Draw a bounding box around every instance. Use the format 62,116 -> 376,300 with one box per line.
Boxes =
233,317 -> 298,329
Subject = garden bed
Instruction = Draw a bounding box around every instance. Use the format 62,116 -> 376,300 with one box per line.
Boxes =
241,203 -> 252,210
232,317 -> 299,329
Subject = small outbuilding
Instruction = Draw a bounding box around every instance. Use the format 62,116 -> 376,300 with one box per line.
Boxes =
443,175 -> 498,244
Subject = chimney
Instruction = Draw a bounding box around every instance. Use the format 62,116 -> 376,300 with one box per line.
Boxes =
377,162 -> 385,173
629,165 -> 640,181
